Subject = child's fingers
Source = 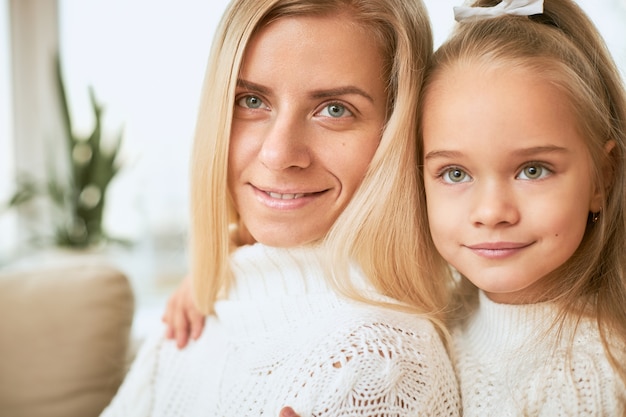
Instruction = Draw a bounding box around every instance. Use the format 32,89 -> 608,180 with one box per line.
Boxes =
164,323 -> 175,340
162,297 -> 177,339
189,313 -> 206,340
174,307 -> 192,348
279,407 -> 301,417
161,275 -> 204,347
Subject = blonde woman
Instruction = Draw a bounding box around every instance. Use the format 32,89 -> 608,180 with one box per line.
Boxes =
102,0 -> 460,415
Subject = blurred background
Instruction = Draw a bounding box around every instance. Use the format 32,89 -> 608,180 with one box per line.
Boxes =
1,0 -> 625,337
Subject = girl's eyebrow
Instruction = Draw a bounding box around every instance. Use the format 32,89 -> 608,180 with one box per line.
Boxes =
512,145 -> 569,157
424,150 -> 462,161
424,145 -> 569,161
236,78 -> 374,103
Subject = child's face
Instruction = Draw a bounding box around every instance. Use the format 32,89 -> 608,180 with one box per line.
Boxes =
228,13 -> 387,247
422,63 -> 602,304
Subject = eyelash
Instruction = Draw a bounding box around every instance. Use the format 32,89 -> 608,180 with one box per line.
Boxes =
516,162 -> 553,180
316,102 -> 354,119
234,94 -> 355,119
434,162 -> 553,184
235,94 -> 268,110
437,166 -> 471,184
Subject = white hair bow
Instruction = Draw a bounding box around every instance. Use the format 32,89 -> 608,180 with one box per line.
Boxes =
454,0 -> 544,22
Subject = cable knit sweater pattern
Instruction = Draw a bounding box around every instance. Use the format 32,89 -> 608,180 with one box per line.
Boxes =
452,291 -> 626,416
101,244 -> 460,417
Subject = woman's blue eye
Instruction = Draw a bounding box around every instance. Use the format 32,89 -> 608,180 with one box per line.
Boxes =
442,168 -> 470,184
518,164 -> 549,180
237,95 -> 266,109
319,103 -> 352,118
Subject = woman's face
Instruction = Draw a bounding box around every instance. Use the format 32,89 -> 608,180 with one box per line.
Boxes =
228,13 -> 387,247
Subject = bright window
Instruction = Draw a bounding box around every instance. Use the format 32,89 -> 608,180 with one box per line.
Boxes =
58,0 -> 230,245
0,0 -> 15,265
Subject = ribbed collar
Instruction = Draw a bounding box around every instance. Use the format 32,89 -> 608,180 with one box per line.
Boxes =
460,291 -> 560,358
227,243 -> 333,300
213,244 -> 348,338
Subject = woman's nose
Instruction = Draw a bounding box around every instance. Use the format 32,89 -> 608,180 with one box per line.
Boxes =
258,113 -> 312,171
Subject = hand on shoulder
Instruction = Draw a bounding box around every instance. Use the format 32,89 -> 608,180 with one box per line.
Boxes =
162,274 -> 206,348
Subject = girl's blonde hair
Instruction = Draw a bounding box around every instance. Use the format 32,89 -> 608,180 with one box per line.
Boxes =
418,0 -> 626,382
190,0 -> 451,333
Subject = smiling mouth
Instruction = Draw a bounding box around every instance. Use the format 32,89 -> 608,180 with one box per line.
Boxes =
260,186 -> 330,200
465,242 -> 533,259
467,242 -> 532,251
266,192 -> 307,200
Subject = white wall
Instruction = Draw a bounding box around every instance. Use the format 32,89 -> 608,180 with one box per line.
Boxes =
57,0 -> 625,246
2,0 -> 625,267
58,0 -> 231,246
425,0 -> 626,72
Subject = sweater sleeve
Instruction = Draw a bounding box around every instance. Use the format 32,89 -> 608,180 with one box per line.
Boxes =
99,330 -> 163,417
286,315 -> 460,417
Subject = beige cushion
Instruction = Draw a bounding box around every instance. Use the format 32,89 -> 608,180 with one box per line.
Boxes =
0,263 -> 134,417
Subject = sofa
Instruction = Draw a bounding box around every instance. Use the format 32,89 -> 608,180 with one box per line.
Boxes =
0,262 -> 135,417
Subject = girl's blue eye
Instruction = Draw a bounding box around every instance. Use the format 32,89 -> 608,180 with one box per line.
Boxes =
442,168 -> 470,183
237,95 -> 266,109
518,164 -> 550,180
319,103 -> 352,118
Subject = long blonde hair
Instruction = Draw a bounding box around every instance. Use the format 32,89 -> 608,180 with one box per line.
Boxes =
189,0 -> 451,332
418,0 -> 626,383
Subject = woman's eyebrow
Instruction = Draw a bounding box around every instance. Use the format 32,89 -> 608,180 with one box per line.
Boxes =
236,79 -> 374,103
236,79 -> 270,95
310,87 -> 374,102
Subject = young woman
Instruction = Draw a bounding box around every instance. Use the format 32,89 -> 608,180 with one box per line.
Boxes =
419,0 -> 626,414
101,0 -> 460,415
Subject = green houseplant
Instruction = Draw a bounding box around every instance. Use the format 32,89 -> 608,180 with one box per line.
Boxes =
6,56 -> 124,248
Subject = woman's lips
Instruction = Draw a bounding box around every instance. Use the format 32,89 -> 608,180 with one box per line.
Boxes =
266,191 -> 306,200
252,185 -> 328,209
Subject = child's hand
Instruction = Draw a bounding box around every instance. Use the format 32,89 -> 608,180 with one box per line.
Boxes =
161,275 -> 205,348
279,407 -> 301,417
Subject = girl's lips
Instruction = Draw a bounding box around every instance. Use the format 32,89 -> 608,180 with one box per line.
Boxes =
467,242 -> 530,250
465,242 -> 533,259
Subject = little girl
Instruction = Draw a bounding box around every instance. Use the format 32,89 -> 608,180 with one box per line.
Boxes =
418,0 -> 626,414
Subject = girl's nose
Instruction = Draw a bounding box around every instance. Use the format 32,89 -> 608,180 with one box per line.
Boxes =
469,181 -> 520,227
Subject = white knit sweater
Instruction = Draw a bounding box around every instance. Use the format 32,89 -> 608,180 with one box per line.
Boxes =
452,291 -> 626,416
101,244 -> 460,416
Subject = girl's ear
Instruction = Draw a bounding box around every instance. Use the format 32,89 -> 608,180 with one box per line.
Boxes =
590,139 -> 616,213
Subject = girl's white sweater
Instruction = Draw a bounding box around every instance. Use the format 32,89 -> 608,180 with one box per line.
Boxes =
452,291 -> 626,416
101,244 -> 460,416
